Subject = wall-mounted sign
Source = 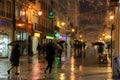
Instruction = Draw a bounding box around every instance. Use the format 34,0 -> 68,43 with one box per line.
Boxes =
0,20 -> 10,27
34,33 -> 40,37
59,35 -> 66,40
48,11 -> 54,19
46,36 -> 54,39
55,32 -> 60,38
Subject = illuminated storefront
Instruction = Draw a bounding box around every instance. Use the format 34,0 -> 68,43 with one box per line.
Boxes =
0,34 -> 9,57
0,19 -> 12,58
16,20 -> 33,55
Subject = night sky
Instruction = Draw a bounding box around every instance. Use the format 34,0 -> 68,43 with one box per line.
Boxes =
79,0 -> 107,22
79,0 -> 108,42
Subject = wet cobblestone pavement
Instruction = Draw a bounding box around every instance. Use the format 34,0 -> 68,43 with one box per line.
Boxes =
0,51 -> 114,80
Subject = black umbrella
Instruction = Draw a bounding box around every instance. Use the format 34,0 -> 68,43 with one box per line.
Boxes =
8,40 -> 29,46
58,40 -> 66,44
93,42 -> 104,46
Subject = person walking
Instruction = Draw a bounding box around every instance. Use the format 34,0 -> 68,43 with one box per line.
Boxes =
37,43 -> 42,56
7,44 -> 20,75
44,42 -> 56,74
57,42 -> 63,63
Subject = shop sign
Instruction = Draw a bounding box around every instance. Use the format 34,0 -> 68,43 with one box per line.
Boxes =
34,32 -> 40,37
59,35 -> 66,40
46,35 -> 54,39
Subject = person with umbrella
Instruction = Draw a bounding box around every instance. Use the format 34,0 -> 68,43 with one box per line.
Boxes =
7,44 -> 20,75
93,42 -> 104,55
57,40 -> 65,61
44,42 -> 56,74
98,45 -> 104,54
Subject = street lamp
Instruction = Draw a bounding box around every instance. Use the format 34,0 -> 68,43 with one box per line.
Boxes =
22,10 -> 26,16
38,11 -> 42,16
61,22 -> 65,26
72,28 -> 75,32
110,15 -> 114,67
110,15 -> 114,20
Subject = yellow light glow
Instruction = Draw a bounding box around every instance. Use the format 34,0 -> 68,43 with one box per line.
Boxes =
70,57 -> 75,72
59,73 -> 65,80
17,23 -> 25,26
70,57 -> 75,80
61,22 -> 65,26
110,15 -> 114,20
72,29 -> 75,32
22,11 -> 25,15
38,11 -> 42,16
57,21 -> 60,27
34,33 -> 40,37
81,39 -> 83,42
105,35 -> 111,39
79,35 -> 82,38
102,33 -> 105,36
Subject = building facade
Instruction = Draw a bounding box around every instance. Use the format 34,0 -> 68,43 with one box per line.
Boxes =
0,0 -> 13,58
39,0 -> 55,45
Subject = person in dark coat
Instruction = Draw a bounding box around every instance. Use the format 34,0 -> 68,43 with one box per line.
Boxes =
57,42 -> 63,63
44,42 -> 56,74
37,43 -> 42,56
7,44 -> 20,75
98,45 -> 104,54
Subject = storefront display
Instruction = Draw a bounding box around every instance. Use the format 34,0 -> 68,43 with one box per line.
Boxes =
0,34 -> 9,57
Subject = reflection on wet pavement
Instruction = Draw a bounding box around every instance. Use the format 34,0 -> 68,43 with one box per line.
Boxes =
0,51 -> 113,80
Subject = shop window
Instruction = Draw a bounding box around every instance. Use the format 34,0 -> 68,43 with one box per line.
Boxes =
16,32 -> 27,40
23,32 -> 26,40
0,34 -> 8,57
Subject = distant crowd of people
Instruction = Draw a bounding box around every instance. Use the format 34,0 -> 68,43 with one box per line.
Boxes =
73,40 -> 111,64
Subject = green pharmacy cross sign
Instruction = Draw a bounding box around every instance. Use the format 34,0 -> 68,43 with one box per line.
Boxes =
48,11 -> 54,19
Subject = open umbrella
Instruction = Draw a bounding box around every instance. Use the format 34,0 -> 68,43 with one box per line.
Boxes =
8,40 -> 29,46
93,42 -> 104,46
58,40 -> 66,44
